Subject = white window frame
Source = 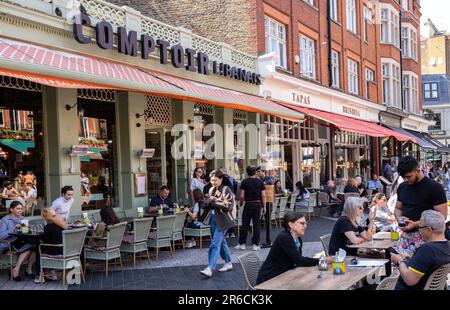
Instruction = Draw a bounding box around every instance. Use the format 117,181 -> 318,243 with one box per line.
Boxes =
300,35 -> 316,79
381,59 -> 401,108
348,58 -> 359,95
346,0 -> 357,34
424,82 -> 439,99
331,50 -> 340,88
403,75 -> 411,113
411,75 -> 419,114
380,4 -> 400,48
365,68 -> 374,99
303,0 -> 314,6
401,0 -> 409,11
330,0 -> 338,22
265,16 -> 287,69
363,6 -> 373,42
401,24 -> 418,61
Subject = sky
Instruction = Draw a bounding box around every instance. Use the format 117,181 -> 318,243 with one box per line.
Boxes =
420,0 -> 450,38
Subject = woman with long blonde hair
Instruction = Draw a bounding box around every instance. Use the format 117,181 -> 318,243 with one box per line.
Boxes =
328,197 -> 373,256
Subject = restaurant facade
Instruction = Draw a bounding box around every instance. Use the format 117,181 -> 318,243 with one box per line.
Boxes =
0,0 -> 304,217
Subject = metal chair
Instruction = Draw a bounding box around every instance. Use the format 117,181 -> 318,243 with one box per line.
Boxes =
317,192 -> 335,217
39,227 -> 88,286
147,215 -> 176,260
287,194 -> 298,211
171,210 -> 188,252
270,198 -> 279,228
183,223 -> 212,249
120,218 -> 153,268
319,233 -> 331,256
424,262 -> 450,290
376,269 -> 400,290
237,252 -> 262,290
84,222 -> 127,277
276,196 -> 289,225
295,193 -> 317,220
0,240 -> 18,281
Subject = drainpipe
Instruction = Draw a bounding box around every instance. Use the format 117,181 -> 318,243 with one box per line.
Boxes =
327,0 -> 333,87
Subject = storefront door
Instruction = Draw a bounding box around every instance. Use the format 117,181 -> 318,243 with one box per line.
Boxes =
146,128 -> 174,198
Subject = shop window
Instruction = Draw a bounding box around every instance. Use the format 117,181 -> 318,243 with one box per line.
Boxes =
77,96 -> 117,211
301,146 -> 314,188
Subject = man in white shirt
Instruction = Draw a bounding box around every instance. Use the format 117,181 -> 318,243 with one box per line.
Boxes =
50,185 -> 74,221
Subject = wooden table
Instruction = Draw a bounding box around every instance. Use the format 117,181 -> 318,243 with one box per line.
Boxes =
348,239 -> 397,276
255,258 -> 387,290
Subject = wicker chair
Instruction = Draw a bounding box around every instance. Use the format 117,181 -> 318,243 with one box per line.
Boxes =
84,222 -> 127,277
319,233 -> 331,256
0,240 -> 18,281
276,196 -> 289,225
237,252 -> 262,290
171,210 -> 188,252
120,218 -> 153,268
295,193 -> 317,220
424,262 -> 450,290
147,215 -> 176,260
376,269 -> 400,290
183,223 -> 211,249
39,227 -> 88,286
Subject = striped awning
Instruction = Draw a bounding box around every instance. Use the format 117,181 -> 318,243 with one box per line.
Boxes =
0,37 -> 303,121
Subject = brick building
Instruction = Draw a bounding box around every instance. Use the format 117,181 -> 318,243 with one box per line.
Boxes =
104,0 -> 432,187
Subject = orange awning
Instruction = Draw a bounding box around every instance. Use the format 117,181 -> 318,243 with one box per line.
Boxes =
279,102 -> 416,142
0,37 -> 303,121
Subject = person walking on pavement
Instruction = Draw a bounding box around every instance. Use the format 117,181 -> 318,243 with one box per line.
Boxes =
235,165 -> 266,251
257,167 -> 274,248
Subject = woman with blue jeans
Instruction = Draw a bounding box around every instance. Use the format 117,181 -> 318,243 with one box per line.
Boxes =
200,170 -> 236,278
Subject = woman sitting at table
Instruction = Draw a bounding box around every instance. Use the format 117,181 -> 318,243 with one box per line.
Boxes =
185,188 -> 203,248
343,178 -> 360,194
87,205 -> 119,250
36,207 -> 68,283
292,181 -> 310,208
274,180 -> 285,198
328,197 -> 373,256
369,193 -> 396,232
256,212 -> 333,284
0,201 -> 35,281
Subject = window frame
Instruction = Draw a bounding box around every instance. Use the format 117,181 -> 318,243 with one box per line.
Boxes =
346,0 -> 357,34
264,16 -> 288,69
299,35 -> 316,80
331,50 -> 340,88
348,58 -> 359,95
330,0 -> 339,22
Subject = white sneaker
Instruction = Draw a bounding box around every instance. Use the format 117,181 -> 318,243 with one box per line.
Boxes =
234,244 -> 246,250
252,244 -> 261,251
218,262 -> 233,272
185,241 -> 196,248
200,267 -> 212,277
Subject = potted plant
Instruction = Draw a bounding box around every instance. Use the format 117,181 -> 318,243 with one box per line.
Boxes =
359,158 -> 370,170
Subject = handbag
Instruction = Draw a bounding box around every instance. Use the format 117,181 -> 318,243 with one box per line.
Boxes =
198,205 -> 212,225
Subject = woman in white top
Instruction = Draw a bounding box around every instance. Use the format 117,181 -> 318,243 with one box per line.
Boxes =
369,193 -> 396,232
190,167 -> 205,204
292,181 -> 310,208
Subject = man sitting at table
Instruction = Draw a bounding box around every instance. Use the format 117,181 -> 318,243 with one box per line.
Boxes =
391,210 -> 450,290
148,185 -> 174,213
323,180 -> 344,218
49,185 -> 74,222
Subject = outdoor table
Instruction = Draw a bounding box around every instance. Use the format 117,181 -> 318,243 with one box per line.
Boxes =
9,231 -> 43,267
255,257 -> 387,290
348,239 -> 397,276
372,232 -> 392,240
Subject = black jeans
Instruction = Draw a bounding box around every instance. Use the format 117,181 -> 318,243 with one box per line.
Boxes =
264,203 -> 272,244
239,201 -> 262,246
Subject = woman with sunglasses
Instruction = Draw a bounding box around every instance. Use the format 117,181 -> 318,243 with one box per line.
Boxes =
256,212 -> 333,284
329,197 -> 373,256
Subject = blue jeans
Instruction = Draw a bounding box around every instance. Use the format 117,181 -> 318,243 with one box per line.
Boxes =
208,213 -> 232,270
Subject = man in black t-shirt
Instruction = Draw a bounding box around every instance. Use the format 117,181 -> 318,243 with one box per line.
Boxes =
394,156 -> 448,257
236,165 -> 266,251
257,167 -> 274,247
392,210 -> 450,290
395,156 -> 448,232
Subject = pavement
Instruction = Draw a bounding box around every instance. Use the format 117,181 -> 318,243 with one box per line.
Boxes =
0,216 -> 335,290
